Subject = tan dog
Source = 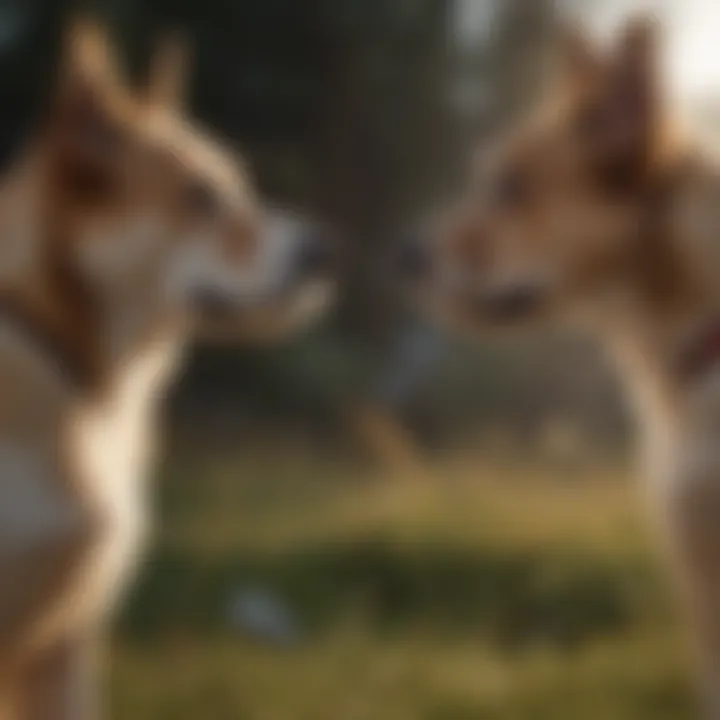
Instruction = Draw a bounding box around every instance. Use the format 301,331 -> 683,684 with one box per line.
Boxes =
0,21 -> 333,720
409,16 -> 720,717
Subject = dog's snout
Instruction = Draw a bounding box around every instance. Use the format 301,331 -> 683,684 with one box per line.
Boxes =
296,231 -> 334,278
396,234 -> 432,282
481,284 -> 543,321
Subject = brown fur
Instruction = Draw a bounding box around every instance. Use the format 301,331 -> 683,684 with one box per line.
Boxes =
0,20 -> 332,719
423,17 -> 720,716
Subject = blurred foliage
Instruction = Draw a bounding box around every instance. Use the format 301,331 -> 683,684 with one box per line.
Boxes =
125,542 -> 655,648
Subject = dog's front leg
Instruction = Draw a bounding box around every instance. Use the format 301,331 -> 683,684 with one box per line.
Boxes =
17,635 -> 100,720
656,474 -> 720,718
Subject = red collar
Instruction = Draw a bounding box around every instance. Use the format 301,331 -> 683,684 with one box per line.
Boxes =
678,322 -> 720,381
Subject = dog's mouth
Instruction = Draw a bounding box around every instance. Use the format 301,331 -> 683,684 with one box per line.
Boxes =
190,276 -> 336,343
414,278 -> 553,335
474,283 -> 551,325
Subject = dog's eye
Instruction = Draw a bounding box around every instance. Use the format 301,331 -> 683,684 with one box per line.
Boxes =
185,181 -> 220,218
493,169 -> 530,209
63,162 -> 117,206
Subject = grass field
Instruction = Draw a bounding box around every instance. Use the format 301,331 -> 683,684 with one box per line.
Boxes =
112,447 -> 697,719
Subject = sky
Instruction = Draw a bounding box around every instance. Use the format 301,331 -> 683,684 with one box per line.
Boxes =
455,0 -> 720,105
574,0 -> 720,103
663,0 -> 720,100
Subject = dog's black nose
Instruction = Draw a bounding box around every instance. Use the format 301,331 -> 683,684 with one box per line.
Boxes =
297,231 -> 334,278
481,285 -> 542,321
396,234 -> 431,281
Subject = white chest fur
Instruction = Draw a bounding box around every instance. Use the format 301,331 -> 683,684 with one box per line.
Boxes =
66,339 -> 182,617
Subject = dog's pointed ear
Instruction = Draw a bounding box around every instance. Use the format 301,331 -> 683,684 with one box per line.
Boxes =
604,16 -> 663,161
49,19 -> 125,201
52,18 -> 123,141
580,15 -> 665,191
146,32 -> 190,110
615,14 -> 661,76
556,20 -> 601,93
57,18 -> 120,109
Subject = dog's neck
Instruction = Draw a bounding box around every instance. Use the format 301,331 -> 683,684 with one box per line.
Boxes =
595,301 -> 689,433
583,147 -> 720,463
0,149 -> 187,398
591,300 -> 715,483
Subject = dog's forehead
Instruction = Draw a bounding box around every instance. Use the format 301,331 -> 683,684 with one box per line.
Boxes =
476,130 -> 550,179
138,109 -> 249,193
479,101 -> 586,179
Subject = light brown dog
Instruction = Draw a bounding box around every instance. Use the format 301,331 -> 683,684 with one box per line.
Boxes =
412,16 -> 720,717
0,21 -> 333,720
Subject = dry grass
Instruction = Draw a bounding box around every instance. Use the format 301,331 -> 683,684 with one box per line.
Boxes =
113,447 -> 696,719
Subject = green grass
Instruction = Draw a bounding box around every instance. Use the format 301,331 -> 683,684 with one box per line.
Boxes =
112,448 -> 698,719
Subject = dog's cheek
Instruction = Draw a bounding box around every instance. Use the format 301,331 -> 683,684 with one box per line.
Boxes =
77,215 -> 167,281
